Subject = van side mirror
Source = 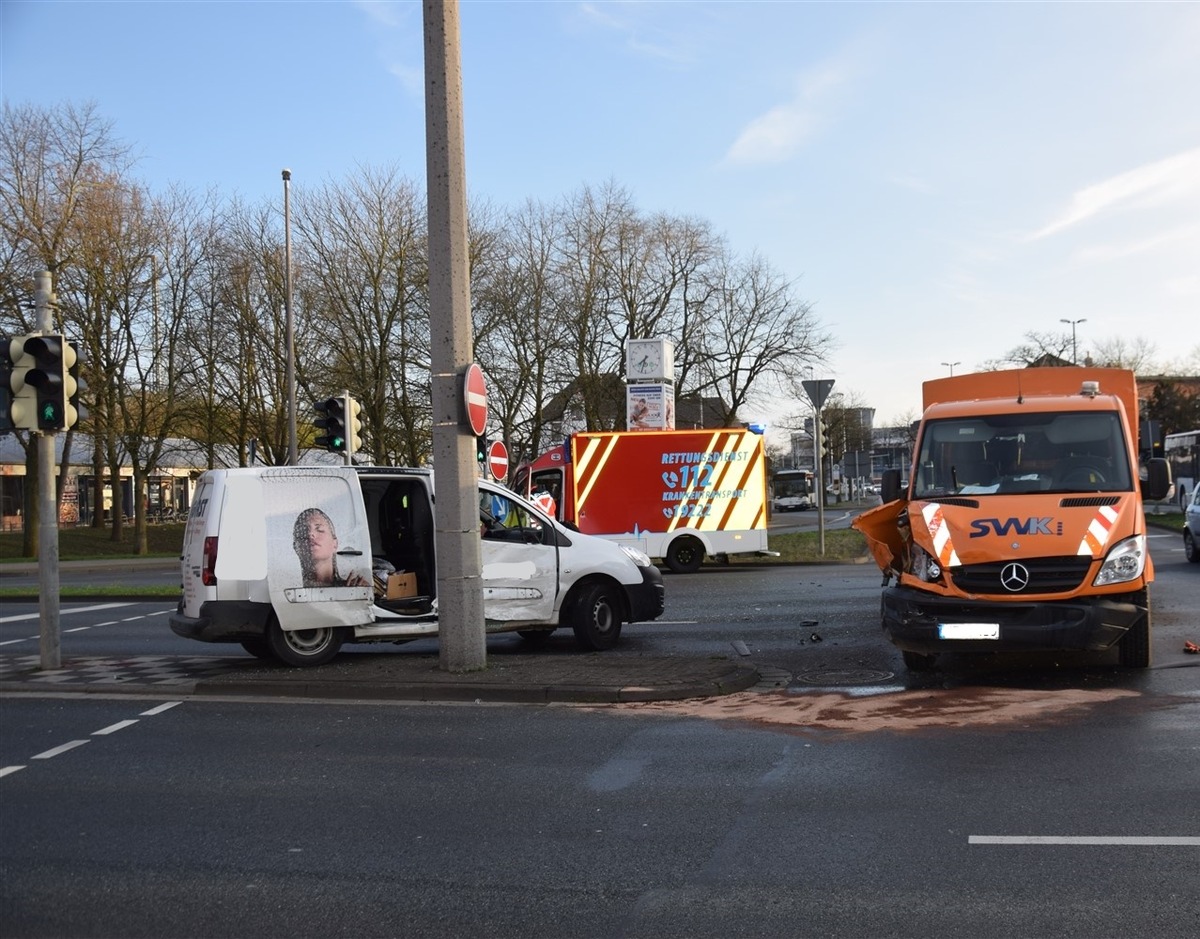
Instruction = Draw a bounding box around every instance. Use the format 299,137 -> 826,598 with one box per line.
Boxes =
1140,458 -> 1171,503
881,469 -> 903,503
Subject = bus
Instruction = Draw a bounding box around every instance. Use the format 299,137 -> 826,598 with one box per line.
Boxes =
1164,429 -> 1199,510
772,468 -> 814,512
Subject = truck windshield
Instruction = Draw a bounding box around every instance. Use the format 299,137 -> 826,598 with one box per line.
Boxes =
913,411 -> 1133,497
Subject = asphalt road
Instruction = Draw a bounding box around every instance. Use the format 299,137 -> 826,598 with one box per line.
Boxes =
1,546 -> 1197,937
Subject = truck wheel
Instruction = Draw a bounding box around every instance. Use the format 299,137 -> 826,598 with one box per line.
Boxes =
902,650 -> 937,672
665,536 -> 704,573
571,583 -> 623,651
265,615 -> 345,667
1118,592 -> 1152,668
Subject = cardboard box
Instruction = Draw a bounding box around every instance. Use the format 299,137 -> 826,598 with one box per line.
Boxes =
385,571 -> 417,600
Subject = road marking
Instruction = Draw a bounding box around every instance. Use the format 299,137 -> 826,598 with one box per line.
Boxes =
64,626 -> 91,633
0,766 -> 26,778
970,835 -> 1200,845
32,740 -> 89,760
0,603 -> 133,624
93,720 -> 139,736
141,701 -> 182,715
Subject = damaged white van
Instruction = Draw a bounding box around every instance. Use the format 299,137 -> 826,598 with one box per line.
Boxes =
170,465 -> 665,666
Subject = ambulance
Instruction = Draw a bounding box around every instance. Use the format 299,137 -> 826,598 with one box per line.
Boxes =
170,465 -> 665,666
513,428 -> 772,573
852,368 -> 1171,670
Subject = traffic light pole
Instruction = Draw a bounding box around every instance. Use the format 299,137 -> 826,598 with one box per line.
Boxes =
34,271 -> 61,669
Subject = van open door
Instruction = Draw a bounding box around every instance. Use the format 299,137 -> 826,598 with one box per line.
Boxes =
260,467 -> 375,632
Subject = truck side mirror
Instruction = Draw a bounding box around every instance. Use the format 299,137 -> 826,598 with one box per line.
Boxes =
881,469 -> 903,503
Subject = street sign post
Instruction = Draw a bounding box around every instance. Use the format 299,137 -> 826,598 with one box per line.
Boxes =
801,379 -> 835,556
801,378 -> 835,410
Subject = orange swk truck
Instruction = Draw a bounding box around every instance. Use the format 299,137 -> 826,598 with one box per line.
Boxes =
853,367 -> 1171,671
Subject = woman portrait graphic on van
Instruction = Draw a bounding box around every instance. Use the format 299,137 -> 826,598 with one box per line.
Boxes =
292,507 -> 368,587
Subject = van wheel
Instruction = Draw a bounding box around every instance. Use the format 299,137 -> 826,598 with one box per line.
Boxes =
665,536 -> 704,573
239,639 -> 271,660
1118,592 -> 1151,668
571,583 -> 623,651
266,616 -> 345,667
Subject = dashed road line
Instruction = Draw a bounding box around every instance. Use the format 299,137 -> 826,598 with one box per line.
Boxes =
32,740 -> 90,760
970,835 -> 1200,846
93,719 -> 139,735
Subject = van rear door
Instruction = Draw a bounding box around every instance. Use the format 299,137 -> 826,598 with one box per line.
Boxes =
261,467 -> 375,631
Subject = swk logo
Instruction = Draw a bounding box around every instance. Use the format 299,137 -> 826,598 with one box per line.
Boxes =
969,517 -> 1063,538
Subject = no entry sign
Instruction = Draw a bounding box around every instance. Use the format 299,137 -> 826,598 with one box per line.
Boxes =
488,439 -> 509,481
463,363 -> 488,436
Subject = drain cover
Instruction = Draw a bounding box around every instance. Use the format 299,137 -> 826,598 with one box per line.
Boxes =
794,668 -> 895,686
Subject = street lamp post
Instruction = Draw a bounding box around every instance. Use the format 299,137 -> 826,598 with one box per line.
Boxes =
941,361 -> 960,376
1060,318 -> 1086,365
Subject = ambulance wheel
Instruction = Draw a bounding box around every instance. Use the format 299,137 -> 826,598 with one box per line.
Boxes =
665,536 -> 704,573
239,639 -> 271,660
1118,592 -> 1151,668
265,616 -> 345,667
571,583 -> 623,651
902,650 -> 937,672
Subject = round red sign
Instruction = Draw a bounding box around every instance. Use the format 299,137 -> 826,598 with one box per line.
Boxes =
488,439 -> 509,481
463,363 -> 488,436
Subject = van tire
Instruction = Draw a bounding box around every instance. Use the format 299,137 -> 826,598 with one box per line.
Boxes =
266,615 -> 345,667
571,583 -> 623,651
1118,592 -> 1151,668
665,536 -> 704,573
240,639 -> 272,660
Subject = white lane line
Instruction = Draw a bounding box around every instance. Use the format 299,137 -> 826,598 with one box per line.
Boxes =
32,740 -> 89,760
970,835 -> 1200,845
64,627 -> 92,633
0,638 -> 31,647
93,720 -> 139,736
140,702 -> 182,716
0,766 -> 27,778
0,603 -> 133,624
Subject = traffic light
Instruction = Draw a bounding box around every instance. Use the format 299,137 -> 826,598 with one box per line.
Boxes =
314,397 -> 347,452
475,434 -> 489,463
8,332 -> 69,432
820,414 -> 833,460
344,395 -> 363,455
65,340 -> 87,428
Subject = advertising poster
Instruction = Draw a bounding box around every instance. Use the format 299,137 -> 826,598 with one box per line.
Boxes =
626,384 -> 675,431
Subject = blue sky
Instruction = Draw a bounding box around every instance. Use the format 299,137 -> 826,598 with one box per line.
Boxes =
3,0 -> 1198,435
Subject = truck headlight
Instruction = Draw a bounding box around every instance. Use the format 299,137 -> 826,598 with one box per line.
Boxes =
911,544 -> 942,583
620,545 -> 652,568
1094,534 -> 1147,586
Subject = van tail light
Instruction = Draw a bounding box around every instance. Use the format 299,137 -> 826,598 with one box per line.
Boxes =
202,536 -> 218,586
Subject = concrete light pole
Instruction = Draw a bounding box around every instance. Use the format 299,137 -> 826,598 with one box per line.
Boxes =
1060,318 -> 1086,365
941,361 -> 960,376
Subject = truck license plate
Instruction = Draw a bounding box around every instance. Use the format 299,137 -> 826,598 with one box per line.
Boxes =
938,623 -> 1000,640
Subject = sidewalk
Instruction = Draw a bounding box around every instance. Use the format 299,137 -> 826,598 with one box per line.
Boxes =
0,648 -> 763,704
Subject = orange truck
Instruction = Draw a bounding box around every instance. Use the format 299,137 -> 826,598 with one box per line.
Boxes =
853,367 -> 1171,671
513,428 -> 772,573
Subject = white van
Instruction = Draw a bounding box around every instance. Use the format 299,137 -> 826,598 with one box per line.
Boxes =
170,465 -> 665,666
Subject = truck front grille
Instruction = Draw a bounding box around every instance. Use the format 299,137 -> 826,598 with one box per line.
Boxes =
950,556 -> 1093,595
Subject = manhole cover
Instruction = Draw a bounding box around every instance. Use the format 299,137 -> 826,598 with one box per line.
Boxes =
794,668 -> 895,686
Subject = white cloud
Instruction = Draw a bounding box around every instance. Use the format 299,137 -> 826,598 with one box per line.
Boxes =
724,61 -> 852,166
1027,146 -> 1200,241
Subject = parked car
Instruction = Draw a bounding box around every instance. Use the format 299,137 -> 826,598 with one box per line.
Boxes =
1185,482 -> 1200,563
